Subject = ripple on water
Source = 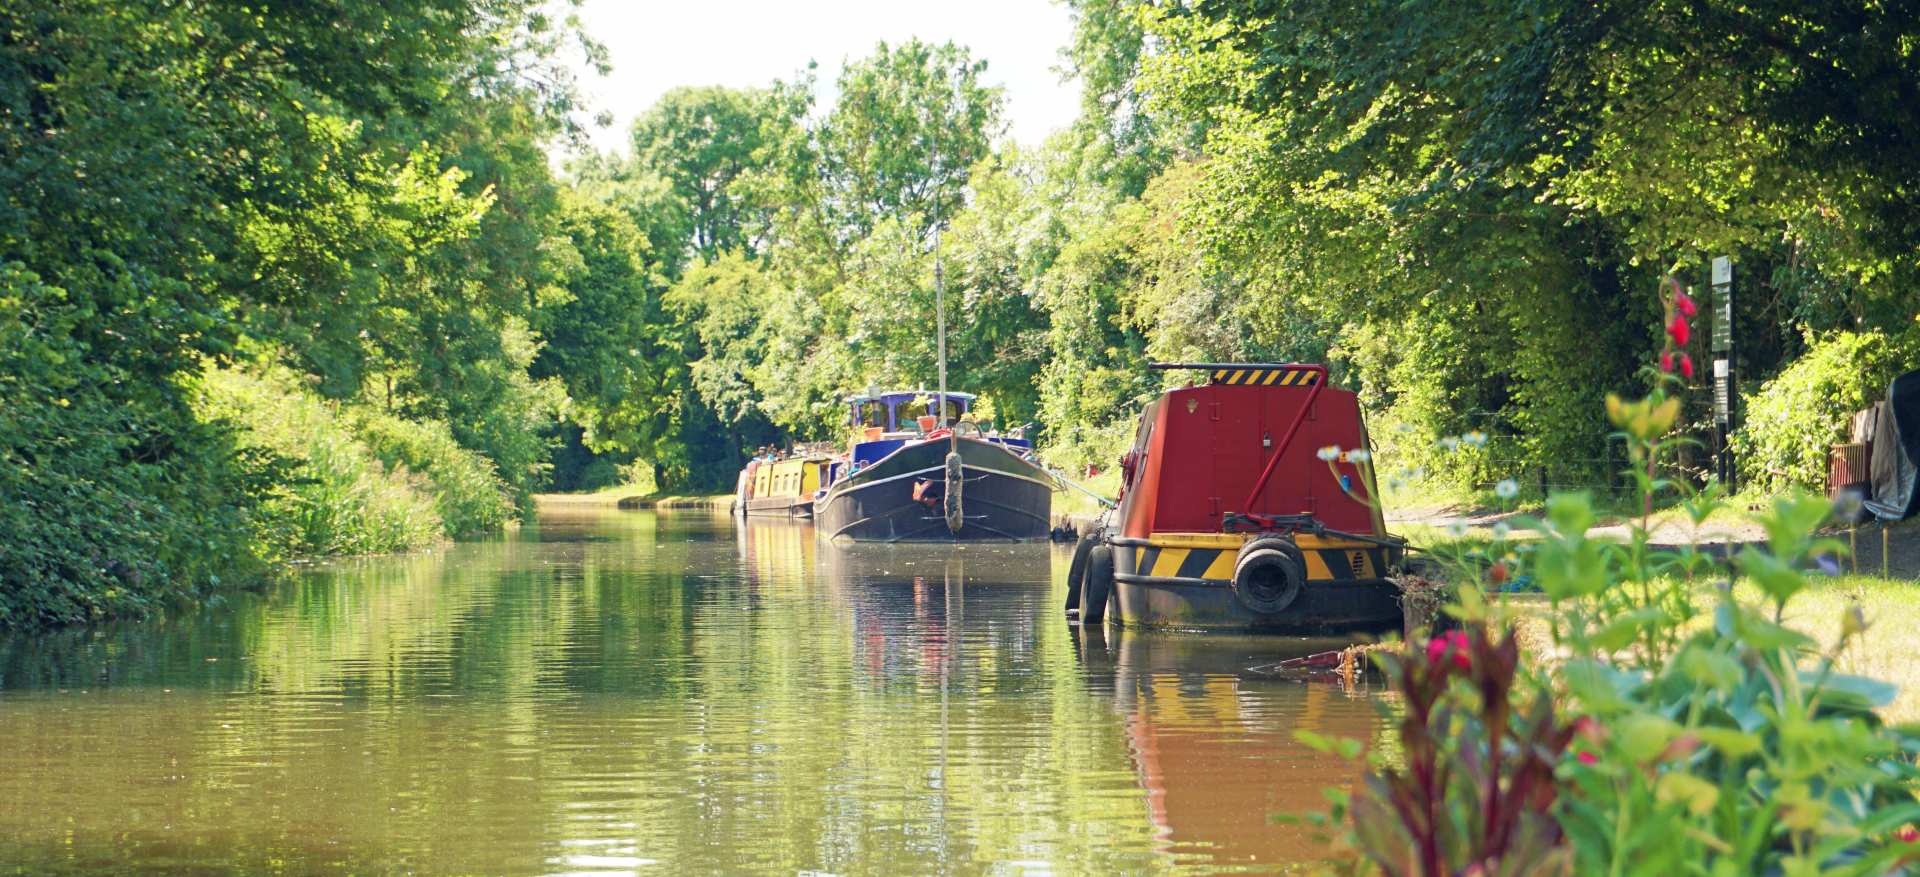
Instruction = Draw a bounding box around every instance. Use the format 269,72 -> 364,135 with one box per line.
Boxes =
0,510 -> 1385,874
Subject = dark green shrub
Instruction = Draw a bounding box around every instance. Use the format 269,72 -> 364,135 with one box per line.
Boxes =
1733,330 -> 1920,492
0,265 -> 271,627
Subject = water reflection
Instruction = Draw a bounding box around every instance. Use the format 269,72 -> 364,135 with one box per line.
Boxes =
0,508 -> 1385,875
1075,628 -> 1380,869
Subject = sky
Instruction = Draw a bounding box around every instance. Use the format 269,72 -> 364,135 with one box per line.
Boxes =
563,0 -> 1082,158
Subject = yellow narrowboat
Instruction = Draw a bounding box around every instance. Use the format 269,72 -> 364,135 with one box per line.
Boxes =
734,454 -> 841,518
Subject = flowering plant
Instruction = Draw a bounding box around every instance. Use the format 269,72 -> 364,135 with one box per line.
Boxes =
1303,276 -> 1920,876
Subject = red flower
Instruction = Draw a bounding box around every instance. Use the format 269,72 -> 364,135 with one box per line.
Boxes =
1678,353 -> 1694,379
1489,561 -> 1509,586
1425,630 -> 1473,671
1674,291 -> 1697,317
1660,351 -> 1674,373
1667,314 -> 1691,347
1899,825 -> 1920,844
1576,751 -> 1598,766
1446,630 -> 1471,670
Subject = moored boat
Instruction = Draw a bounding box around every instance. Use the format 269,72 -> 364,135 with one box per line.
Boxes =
733,450 -> 840,518
815,390 -> 1056,542
1069,362 -> 1412,633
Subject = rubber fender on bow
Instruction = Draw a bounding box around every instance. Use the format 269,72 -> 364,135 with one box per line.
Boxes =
1232,535 -> 1305,616
1080,544 -> 1114,625
1064,531 -> 1098,613
943,451 -> 964,534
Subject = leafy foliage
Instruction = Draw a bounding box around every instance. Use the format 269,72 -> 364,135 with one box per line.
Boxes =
0,0 -> 591,627
1734,330 -> 1920,493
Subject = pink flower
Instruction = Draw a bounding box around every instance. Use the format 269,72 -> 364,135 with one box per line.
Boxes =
1674,291 -> 1697,318
1660,351 -> 1674,373
1899,825 -> 1920,844
1576,751 -> 1598,766
1678,353 -> 1694,379
1425,630 -> 1473,671
1667,314 -> 1691,347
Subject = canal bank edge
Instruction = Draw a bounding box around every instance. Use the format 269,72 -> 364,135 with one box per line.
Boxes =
533,493 -> 734,511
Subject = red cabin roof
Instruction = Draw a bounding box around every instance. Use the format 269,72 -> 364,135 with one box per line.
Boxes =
1117,365 -> 1384,538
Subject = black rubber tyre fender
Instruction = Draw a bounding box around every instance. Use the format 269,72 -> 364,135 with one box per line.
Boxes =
1232,536 -> 1306,616
1064,531 -> 1098,612
1081,544 -> 1115,626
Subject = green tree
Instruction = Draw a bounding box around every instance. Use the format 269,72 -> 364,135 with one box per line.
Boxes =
628,85 -> 801,266
814,39 -> 1005,243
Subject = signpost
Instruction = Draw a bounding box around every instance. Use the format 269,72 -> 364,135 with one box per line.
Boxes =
1710,257 -> 1734,488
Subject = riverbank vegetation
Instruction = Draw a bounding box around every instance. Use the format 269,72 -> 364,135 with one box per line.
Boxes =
6,0 -> 1918,626
1308,297 -> 1920,871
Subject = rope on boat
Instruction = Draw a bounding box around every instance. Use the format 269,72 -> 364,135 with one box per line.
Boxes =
1037,465 -> 1117,509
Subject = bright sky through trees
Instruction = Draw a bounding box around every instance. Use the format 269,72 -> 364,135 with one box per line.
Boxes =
568,0 -> 1078,154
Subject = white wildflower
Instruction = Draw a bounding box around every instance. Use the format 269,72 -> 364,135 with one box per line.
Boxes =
1437,436 -> 1461,451
1446,521 -> 1469,537
1494,478 -> 1519,499
1346,449 -> 1371,463
1492,521 -> 1511,538
1316,445 -> 1342,462
1464,430 -> 1489,448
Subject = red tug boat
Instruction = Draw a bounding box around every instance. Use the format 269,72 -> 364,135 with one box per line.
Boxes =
1068,363 -> 1411,632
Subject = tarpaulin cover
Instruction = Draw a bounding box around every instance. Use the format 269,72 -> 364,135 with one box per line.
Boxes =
1865,369 -> 1920,521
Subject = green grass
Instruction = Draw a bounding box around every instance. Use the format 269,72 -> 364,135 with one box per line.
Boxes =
1746,574 -> 1920,722
1493,574 -> 1920,723
1050,467 -> 1122,521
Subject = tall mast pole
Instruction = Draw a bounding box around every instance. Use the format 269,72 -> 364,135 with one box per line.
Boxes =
935,221 -> 947,428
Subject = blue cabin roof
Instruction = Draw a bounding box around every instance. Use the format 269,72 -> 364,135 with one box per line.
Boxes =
847,389 -> 976,406
847,389 -> 974,431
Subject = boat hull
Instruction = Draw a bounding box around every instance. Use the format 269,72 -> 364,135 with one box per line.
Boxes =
743,495 -> 815,518
1108,536 -> 1402,633
1110,577 -> 1401,633
816,437 -> 1052,542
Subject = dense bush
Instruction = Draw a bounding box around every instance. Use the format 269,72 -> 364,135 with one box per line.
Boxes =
197,365 -> 519,558
0,0 -> 590,628
1733,330 -> 1919,493
0,266 -> 272,627
351,409 -> 515,537
198,366 -> 444,558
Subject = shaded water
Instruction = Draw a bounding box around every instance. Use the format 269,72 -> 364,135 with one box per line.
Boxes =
0,507 -> 1387,875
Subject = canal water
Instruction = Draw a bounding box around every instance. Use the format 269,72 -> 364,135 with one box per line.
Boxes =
0,507 -> 1386,875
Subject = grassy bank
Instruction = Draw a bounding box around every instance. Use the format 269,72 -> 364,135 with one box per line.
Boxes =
196,363 -> 517,559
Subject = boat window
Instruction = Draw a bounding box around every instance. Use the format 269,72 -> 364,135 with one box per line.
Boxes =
897,397 -> 966,424
854,401 -> 890,430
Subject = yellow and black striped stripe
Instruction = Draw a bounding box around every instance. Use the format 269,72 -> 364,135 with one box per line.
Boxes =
1209,367 -> 1320,387
1125,539 -> 1389,584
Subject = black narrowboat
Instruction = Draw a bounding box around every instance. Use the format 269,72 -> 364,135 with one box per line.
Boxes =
815,390 -> 1056,542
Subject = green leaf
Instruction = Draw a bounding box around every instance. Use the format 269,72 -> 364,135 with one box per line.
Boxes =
1694,727 -> 1761,758
1616,713 -> 1682,763
1809,672 -> 1899,710
1675,646 -> 1743,693
1735,547 -> 1805,607
1592,606 -> 1669,652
